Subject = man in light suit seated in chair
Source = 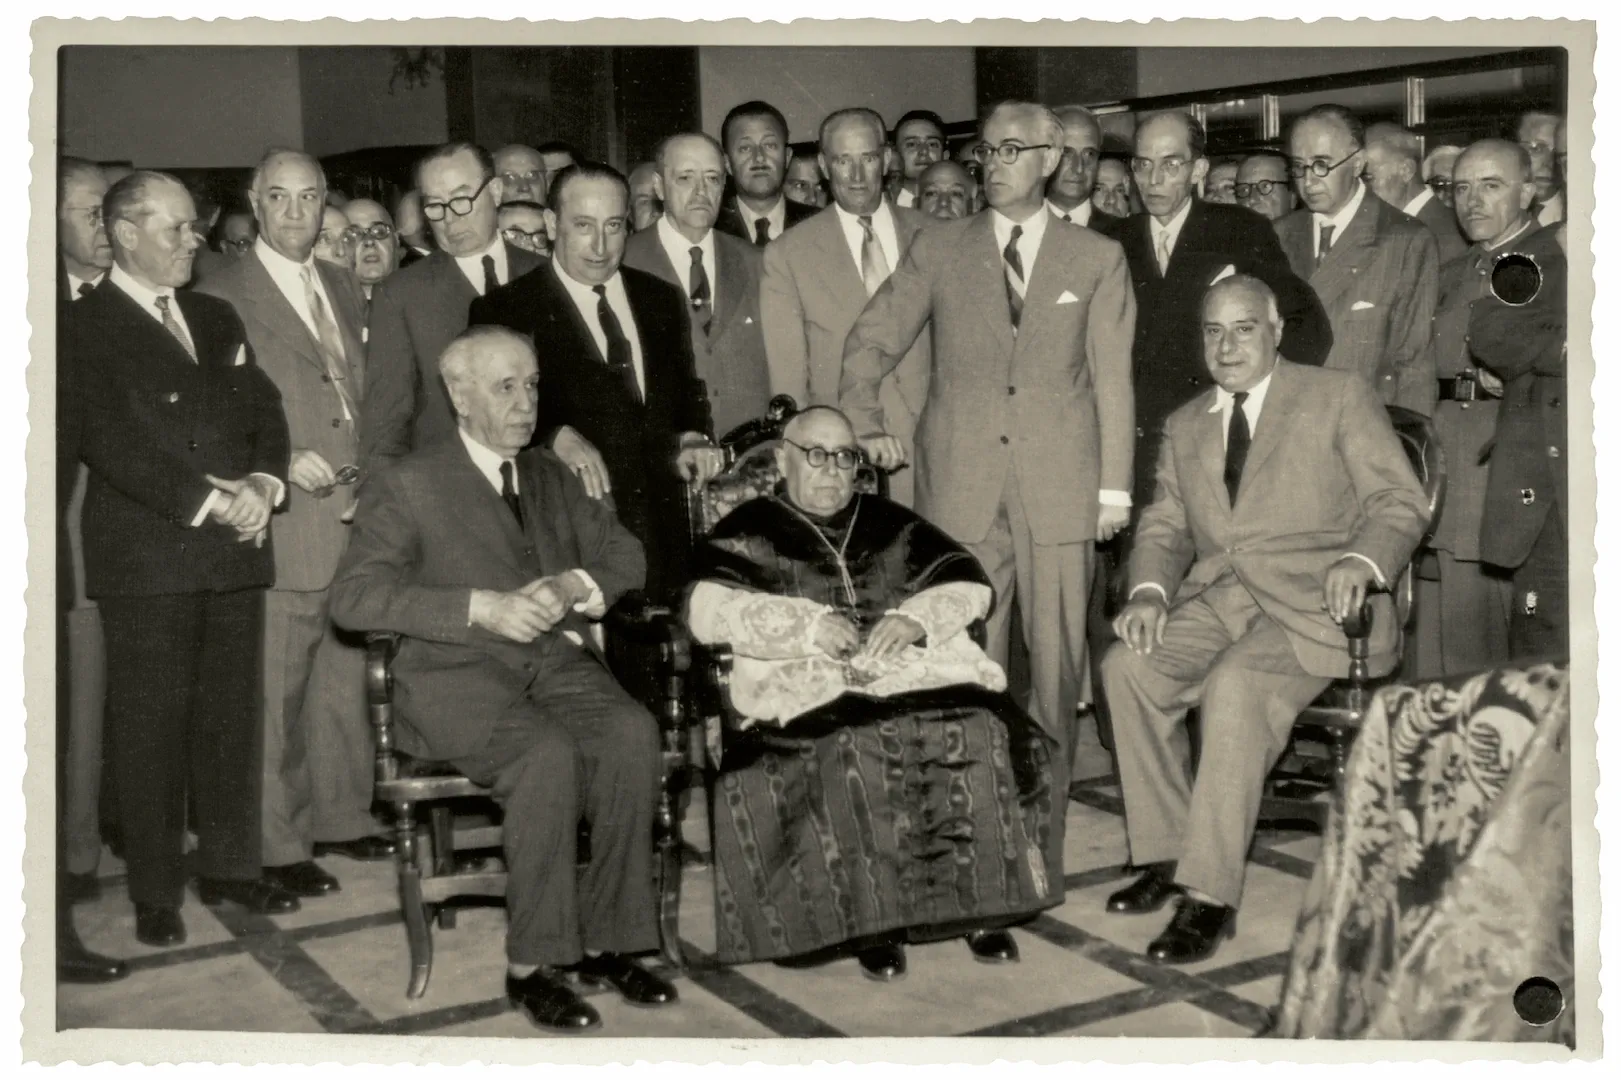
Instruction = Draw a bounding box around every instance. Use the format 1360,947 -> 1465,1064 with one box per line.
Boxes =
1101,275 -> 1430,965
685,406 -> 1064,982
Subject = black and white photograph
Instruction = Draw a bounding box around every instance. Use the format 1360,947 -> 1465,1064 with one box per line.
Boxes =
19,14 -> 1600,1065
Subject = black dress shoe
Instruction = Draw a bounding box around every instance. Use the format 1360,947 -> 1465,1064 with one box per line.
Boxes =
856,941 -> 906,982
1146,896 -> 1236,965
773,941 -> 851,969
195,877 -> 301,914
134,904 -> 186,948
63,871 -> 101,906
58,927 -> 129,984
965,928 -> 1020,964
573,952 -> 679,1007
507,969 -> 601,1032
1106,862 -> 1181,914
313,835 -> 397,861
266,860 -> 341,897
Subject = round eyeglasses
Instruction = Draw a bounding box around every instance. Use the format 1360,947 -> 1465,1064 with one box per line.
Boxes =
1234,180 -> 1285,199
972,142 -> 1054,166
422,175 -> 497,221
1287,151 -> 1359,180
343,222 -> 395,245
783,439 -> 859,471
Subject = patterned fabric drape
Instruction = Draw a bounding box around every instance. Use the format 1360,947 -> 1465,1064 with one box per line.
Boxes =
1272,662 -> 1573,1045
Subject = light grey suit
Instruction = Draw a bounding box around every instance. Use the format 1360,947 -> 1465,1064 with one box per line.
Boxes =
760,203 -> 931,506
198,252 -> 378,865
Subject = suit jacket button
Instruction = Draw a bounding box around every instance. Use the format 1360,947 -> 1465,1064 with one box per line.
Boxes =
187,439 -> 198,451
321,374 -> 331,383
331,419 -> 341,428
1136,427 -> 1145,437
1187,376 -> 1201,385
1548,446 -> 1560,459
1007,386 -> 1016,395
1000,435 -> 1009,444
1521,488 -> 1536,504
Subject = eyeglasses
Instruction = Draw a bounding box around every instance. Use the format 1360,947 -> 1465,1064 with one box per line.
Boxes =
1060,147 -> 1100,170
313,464 -> 362,500
1130,156 -> 1191,179
1233,180 -> 1285,198
222,236 -> 256,253
500,169 -> 546,189
422,175 -> 496,221
972,142 -> 1054,166
783,439 -> 859,471
315,231 -> 351,254
501,226 -> 548,245
343,222 -> 395,245
1426,177 -> 1453,193
1286,151 -> 1359,180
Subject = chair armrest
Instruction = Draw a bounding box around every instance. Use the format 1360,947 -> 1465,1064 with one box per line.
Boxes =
604,595 -> 691,673
365,632 -> 401,707
1341,600 -> 1374,641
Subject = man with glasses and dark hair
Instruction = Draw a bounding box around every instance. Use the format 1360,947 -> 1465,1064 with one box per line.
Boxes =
197,148 -> 394,904
715,100 -> 817,245
841,100 -> 1136,812
1203,159 -> 1239,205
1046,104 -> 1106,228
1363,122 -> 1467,262
1235,151 -> 1296,222
686,406 -> 1063,977
340,198 -> 399,304
1276,103 -> 1439,416
891,108 -> 947,209
361,141 -> 547,471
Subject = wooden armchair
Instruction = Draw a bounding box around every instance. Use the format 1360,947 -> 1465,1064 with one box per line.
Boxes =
1255,405 -> 1447,828
364,600 -> 692,1000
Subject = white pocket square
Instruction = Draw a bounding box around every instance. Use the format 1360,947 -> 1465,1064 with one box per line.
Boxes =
744,315 -> 754,325
1352,300 -> 1376,311
1209,264 -> 1237,285
1056,290 -> 1079,305
233,344 -> 247,367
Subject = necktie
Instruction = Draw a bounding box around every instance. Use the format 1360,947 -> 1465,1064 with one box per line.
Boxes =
688,246 -> 712,335
482,253 -> 501,296
77,281 -> 94,299
753,217 -> 771,247
858,215 -> 890,297
301,265 -> 359,424
1155,227 -> 1173,276
1003,224 -> 1025,330
593,284 -> 640,404
1224,391 -> 1250,506
499,461 -> 524,529
153,295 -> 197,362
1316,224 -> 1335,269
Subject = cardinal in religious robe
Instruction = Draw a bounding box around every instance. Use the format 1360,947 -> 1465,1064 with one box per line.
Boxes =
685,407 -> 1064,980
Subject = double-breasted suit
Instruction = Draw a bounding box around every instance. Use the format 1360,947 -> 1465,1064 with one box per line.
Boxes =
761,203 -> 932,506
622,224 -> 772,439
840,208 -> 1136,791
198,249 -> 380,867
1276,187 -> 1440,416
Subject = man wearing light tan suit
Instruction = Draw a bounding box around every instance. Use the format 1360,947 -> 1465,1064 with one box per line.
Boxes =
1276,105 -> 1439,416
840,100 -> 1136,795
761,107 -> 931,506
198,149 -> 394,900
622,133 -> 771,439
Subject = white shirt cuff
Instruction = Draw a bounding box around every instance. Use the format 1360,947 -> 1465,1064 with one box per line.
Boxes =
1099,489 -> 1132,508
570,570 -> 606,618
252,473 -> 287,509
1338,553 -> 1388,589
191,488 -> 224,527
1129,582 -> 1169,605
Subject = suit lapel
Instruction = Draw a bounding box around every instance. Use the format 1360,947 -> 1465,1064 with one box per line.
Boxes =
314,260 -> 366,396
436,440 -> 530,574
1236,361 -> 1301,502
1197,396 -> 1229,516
1018,214 -> 1074,351
236,253 -> 327,374
1311,193 -> 1382,302
1278,214 -> 1314,282
506,241 -> 544,285
811,209 -> 869,316
969,212 -> 1018,351
710,235 -> 746,337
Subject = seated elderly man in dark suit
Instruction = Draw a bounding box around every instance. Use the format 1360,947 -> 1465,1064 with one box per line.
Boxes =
1102,275 -> 1430,965
330,325 -> 675,1033
686,406 -> 1064,982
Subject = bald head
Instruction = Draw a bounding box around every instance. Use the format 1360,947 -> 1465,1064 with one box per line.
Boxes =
1363,122 -> 1425,209
627,161 -> 660,231
918,160 -> 974,221
1452,138 -> 1536,247
494,143 -> 548,205
783,406 -> 855,446
778,407 -> 860,515
1201,274 -> 1283,394
251,148 -> 326,262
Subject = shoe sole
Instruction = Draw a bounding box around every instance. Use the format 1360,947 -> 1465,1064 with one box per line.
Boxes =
573,973 -> 680,1008
196,892 -> 301,915
969,951 -> 1020,965
859,966 -> 906,983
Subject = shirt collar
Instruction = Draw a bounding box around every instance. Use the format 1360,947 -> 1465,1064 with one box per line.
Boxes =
458,427 -> 516,489
107,261 -> 175,312
454,234 -> 508,282
254,235 -> 316,279
737,195 -> 785,231
1314,179 -> 1366,236
1046,198 -> 1091,226
66,269 -> 105,295
833,199 -> 894,232
1151,196 -> 1194,243
991,204 -> 1050,251
1486,217 -> 1537,253
656,215 -> 715,272
1208,362 -> 1278,413
1402,186 -> 1435,217
551,256 -> 620,303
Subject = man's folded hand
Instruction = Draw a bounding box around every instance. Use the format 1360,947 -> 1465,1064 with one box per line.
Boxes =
1112,595 -> 1168,656
470,588 -> 553,644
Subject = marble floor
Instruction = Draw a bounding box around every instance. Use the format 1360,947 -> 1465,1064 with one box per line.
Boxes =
58,763 -> 1321,1041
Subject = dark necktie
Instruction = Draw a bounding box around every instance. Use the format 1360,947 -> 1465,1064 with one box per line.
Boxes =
592,284 -> 640,403
499,461 -> 524,529
482,253 -> 500,296
688,246 -> 712,335
1003,224 -> 1025,330
1316,224 -> 1335,269
1224,390 -> 1250,506
753,217 -> 771,247
76,280 -> 94,299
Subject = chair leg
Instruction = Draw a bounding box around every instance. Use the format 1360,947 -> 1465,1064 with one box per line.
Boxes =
428,806 -> 458,930
394,800 -> 434,999
654,777 -> 684,971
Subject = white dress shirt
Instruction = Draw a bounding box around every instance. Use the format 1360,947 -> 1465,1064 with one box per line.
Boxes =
990,206 -> 1129,509
454,234 -> 510,296
550,259 -> 646,398
1537,191 -> 1565,227
895,187 -> 916,209
1150,196 -> 1195,265
1312,180 -> 1366,261
1129,362 -> 1382,604
457,428 -> 605,639
1401,187 -> 1435,218
67,270 -> 105,298
1047,198 -> 1093,227
833,200 -> 901,282
655,216 -> 717,311
254,239 -> 352,421
736,195 -> 787,242
107,262 -> 286,526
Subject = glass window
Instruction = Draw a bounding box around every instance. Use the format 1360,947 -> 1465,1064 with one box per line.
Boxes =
1278,79 -> 1408,135
1422,65 -> 1561,147
1202,96 -> 1265,152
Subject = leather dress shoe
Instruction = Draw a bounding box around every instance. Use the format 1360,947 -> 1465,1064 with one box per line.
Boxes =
856,941 -> 906,982
266,860 -> 341,897
572,952 -> 679,1007
507,969 -> 601,1032
59,927 -> 129,984
965,928 -> 1020,964
313,835 -> 397,861
1146,896 -> 1236,965
773,942 -> 849,969
63,871 -> 101,906
195,876 -> 301,914
1106,862 -> 1181,914
134,904 -> 186,948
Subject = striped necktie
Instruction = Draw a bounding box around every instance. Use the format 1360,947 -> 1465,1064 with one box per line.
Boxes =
301,264 -> 358,424
153,295 -> 197,362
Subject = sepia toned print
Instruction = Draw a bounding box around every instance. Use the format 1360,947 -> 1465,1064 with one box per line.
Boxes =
23,16 -> 1598,1066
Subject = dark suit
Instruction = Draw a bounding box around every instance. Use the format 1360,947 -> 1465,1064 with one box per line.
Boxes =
360,243 -> 545,470
1410,191 -> 1468,264
62,276 -> 291,907
713,193 -> 817,245
329,438 -> 658,966
468,263 -> 712,601
1473,224 -> 1569,660
622,225 -> 772,438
